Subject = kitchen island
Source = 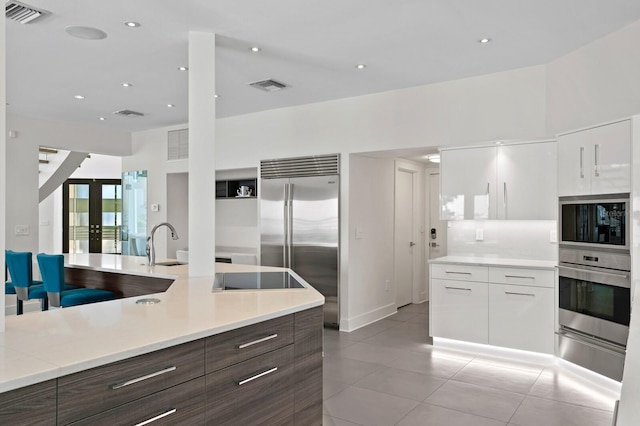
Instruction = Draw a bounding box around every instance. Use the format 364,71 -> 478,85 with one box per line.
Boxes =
0,254 -> 324,425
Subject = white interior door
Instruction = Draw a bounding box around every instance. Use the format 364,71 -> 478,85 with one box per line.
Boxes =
395,168 -> 414,308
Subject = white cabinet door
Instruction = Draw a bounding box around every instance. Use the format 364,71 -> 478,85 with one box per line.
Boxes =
488,284 -> 554,353
558,120 -> 631,197
589,120 -> 631,195
431,278 -> 488,344
558,131 -> 590,197
497,142 -> 557,220
440,147 -> 496,220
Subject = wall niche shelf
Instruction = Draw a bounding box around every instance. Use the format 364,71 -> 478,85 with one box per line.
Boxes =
215,178 -> 257,199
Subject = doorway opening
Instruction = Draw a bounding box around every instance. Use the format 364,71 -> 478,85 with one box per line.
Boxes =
62,179 -> 122,254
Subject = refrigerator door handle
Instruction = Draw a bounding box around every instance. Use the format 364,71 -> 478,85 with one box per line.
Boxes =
287,183 -> 294,268
283,183 -> 289,267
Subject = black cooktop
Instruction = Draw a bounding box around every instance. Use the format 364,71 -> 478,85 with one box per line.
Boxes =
213,271 -> 305,291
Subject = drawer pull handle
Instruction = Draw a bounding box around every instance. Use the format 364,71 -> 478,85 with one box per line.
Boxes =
238,367 -> 278,386
237,333 -> 278,349
445,271 -> 472,275
135,408 -> 177,426
110,366 -> 177,390
504,275 -> 535,279
505,291 -> 535,297
445,286 -> 472,291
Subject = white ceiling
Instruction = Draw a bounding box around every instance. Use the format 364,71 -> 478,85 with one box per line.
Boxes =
6,0 -> 640,133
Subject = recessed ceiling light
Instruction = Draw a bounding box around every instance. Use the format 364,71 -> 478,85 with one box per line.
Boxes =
426,154 -> 441,164
250,46 -> 261,53
98,117 -> 106,121
121,83 -> 132,87
65,26 -> 107,40
479,38 -> 492,44
74,95 -> 85,100
178,66 -> 188,72
124,21 -> 141,28
167,104 -> 175,108
356,64 -> 366,69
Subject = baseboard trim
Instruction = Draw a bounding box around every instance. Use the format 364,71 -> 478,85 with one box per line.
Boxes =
340,303 -> 397,332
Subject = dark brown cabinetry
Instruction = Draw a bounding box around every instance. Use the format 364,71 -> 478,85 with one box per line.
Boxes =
58,339 -> 205,424
0,307 -> 322,426
206,345 -> 295,425
205,314 -> 294,372
68,378 -> 206,426
0,380 -> 56,426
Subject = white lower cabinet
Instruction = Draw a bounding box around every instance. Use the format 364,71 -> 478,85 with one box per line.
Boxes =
488,284 -> 555,353
431,278 -> 489,344
430,263 -> 556,354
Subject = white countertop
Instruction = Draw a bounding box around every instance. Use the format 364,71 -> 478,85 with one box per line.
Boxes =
0,254 -> 324,393
428,255 -> 557,270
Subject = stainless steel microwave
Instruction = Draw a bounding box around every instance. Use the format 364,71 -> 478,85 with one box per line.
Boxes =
559,194 -> 629,252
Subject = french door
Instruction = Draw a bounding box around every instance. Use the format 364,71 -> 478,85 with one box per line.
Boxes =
63,179 -> 122,254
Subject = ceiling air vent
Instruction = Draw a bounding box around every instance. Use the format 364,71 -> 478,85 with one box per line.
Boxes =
5,1 -> 48,24
113,109 -> 145,118
249,79 -> 287,92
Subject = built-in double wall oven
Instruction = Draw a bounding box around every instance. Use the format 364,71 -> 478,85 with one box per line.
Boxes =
557,193 -> 630,381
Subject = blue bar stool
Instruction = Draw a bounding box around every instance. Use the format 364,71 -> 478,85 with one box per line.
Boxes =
37,254 -> 115,308
5,259 -> 17,296
6,251 -> 48,314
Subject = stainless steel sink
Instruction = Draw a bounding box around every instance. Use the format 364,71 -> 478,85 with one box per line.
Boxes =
212,271 -> 306,292
153,260 -> 182,266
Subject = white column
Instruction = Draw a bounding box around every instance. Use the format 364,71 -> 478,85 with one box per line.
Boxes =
188,32 -> 216,277
1,11 -> 6,330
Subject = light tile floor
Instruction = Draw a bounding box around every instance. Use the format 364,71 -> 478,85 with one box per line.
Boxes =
323,303 -> 619,426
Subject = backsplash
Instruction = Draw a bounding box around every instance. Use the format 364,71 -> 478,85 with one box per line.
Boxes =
446,220 -> 557,261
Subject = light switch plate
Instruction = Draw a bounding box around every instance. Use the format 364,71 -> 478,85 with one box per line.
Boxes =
355,227 -> 364,239
15,225 -> 29,236
151,203 -> 159,212
475,228 -> 484,241
550,230 -> 558,243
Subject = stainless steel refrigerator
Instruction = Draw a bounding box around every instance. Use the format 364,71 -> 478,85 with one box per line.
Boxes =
260,155 -> 340,327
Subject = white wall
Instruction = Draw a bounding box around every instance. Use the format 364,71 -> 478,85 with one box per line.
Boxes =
167,173 -> 189,258
346,154 -> 395,330
215,65 -> 547,170
547,20 -> 640,134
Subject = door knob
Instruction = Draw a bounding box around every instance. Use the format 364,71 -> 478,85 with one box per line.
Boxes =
431,242 -> 440,248
409,242 -> 416,247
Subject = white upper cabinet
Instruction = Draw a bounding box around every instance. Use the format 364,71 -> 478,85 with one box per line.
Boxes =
558,120 -> 631,197
440,147 -> 496,220
496,141 -> 557,220
440,141 -> 557,220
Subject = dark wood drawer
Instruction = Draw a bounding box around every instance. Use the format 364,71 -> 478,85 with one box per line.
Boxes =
58,339 -> 205,425
205,345 -> 295,425
205,314 -> 294,373
294,307 -> 323,425
0,380 -> 56,426
69,377 -> 205,426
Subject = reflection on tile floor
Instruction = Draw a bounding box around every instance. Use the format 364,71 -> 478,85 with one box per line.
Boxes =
323,303 -> 619,426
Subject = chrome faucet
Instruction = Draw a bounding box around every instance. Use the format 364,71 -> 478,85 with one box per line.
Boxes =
146,222 -> 179,266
